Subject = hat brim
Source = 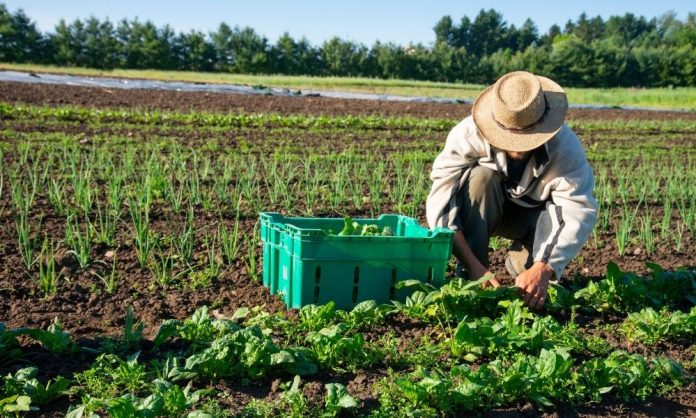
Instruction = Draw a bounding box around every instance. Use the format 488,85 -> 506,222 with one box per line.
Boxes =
472,75 -> 568,152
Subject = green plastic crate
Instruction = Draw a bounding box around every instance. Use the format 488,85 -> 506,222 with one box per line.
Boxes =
260,212 -> 454,310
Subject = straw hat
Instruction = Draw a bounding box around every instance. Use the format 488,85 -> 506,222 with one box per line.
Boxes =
472,71 -> 568,152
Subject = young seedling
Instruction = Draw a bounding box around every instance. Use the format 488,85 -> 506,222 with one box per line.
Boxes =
129,197 -> 157,269
674,220 -> 686,252
38,240 -> 60,296
174,205 -> 196,265
106,172 -> 124,218
245,222 -> 261,283
94,256 -> 119,294
149,252 -> 177,287
165,173 -> 185,213
65,214 -> 91,269
15,211 -> 40,271
89,201 -> 120,247
204,235 -> 222,280
301,156 -> 321,215
47,178 -> 68,216
123,305 -> 144,350
615,202 -> 641,256
660,198 -> 673,241
218,217 -> 241,264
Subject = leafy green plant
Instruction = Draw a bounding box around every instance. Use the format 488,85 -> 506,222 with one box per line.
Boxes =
150,379 -> 211,417
73,353 -> 147,400
242,375 -> 311,418
621,307 -> 696,345
574,262 -> 696,313
0,395 -> 34,415
323,383 -> 358,417
578,351 -> 685,402
450,300 -> 588,361
306,323 -> 377,372
0,323 -> 22,367
335,216 -> 393,236
2,367 -> 69,406
14,318 -> 74,354
338,299 -> 390,333
184,326 -> 316,379
154,306 -> 236,350
394,276 -> 518,323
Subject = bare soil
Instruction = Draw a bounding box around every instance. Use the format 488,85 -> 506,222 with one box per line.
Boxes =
2,80 -> 696,121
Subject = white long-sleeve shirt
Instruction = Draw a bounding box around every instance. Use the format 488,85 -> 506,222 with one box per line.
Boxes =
426,116 -> 598,280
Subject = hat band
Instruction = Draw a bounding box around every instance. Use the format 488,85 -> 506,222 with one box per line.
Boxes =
491,102 -> 550,133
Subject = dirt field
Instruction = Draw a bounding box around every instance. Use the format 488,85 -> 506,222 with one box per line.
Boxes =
0,81 -> 694,417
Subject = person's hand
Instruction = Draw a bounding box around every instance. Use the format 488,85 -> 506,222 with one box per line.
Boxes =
469,264 -> 501,289
514,261 -> 554,309
481,272 -> 501,288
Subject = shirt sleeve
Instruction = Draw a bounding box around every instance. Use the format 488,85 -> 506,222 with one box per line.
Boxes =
426,118 -> 487,230
533,162 -> 598,280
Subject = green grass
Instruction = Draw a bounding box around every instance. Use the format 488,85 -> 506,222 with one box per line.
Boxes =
2,63 -> 695,111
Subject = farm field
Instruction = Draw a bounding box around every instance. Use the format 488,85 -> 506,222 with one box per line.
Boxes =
0,80 -> 695,417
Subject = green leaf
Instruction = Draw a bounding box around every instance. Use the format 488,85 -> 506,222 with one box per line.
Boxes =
396,279 -> 425,289
351,300 -> 378,314
3,395 -> 33,412
463,353 -> 478,362
270,350 -> 295,366
338,217 -> 354,236
462,275 -> 492,290
325,383 -> 358,411
187,411 -> 214,418
530,394 -> 554,407
231,307 -> 250,322
153,319 -> 181,347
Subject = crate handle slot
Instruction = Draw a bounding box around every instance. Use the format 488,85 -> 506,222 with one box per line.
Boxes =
389,268 -> 397,300
313,267 -> 321,303
427,266 -> 434,284
352,266 -> 360,303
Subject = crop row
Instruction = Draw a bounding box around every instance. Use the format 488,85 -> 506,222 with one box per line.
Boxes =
2,262 -> 694,416
3,103 -> 696,135
0,140 -> 693,298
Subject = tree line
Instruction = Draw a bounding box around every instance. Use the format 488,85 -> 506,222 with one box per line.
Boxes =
0,4 -> 694,87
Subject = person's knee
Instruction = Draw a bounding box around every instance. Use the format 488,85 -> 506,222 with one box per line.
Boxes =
467,165 -> 502,201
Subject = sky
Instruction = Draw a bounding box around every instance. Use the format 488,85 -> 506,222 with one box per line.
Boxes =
5,1 -> 694,46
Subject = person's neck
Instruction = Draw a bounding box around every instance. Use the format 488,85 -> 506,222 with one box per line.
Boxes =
505,150 -> 531,161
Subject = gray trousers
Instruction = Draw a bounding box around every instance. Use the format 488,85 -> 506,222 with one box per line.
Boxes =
457,165 -> 554,270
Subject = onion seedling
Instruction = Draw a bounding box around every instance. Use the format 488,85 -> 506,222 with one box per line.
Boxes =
639,212 -> 655,255
65,214 -> 91,269
38,239 -> 60,296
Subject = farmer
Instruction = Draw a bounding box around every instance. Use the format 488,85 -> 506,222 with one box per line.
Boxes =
426,71 -> 597,310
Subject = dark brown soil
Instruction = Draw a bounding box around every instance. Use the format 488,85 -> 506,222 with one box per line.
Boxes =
0,80 -> 694,417
2,80 -> 695,121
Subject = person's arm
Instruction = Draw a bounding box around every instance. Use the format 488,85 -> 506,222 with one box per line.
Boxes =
452,230 -> 500,288
518,161 -> 597,309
